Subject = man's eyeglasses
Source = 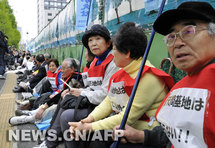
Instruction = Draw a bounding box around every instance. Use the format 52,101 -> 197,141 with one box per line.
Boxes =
164,25 -> 208,47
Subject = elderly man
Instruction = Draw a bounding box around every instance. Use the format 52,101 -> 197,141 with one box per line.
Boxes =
113,1 -> 215,148
9,58 -> 81,125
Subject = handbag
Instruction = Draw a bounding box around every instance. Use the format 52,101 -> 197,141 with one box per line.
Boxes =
60,94 -> 96,121
60,94 -> 91,109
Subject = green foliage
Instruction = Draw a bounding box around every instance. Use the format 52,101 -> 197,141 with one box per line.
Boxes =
0,0 -> 21,48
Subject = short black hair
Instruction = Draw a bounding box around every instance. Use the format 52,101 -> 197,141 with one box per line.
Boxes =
82,24 -> 112,50
112,22 -> 147,60
48,58 -> 59,67
36,54 -> 45,63
26,56 -> 31,60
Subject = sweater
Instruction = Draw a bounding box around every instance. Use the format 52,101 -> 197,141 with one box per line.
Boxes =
90,58 -> 172,130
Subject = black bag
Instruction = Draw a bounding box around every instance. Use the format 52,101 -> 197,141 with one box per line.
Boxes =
60,94 -> 96,121
60,94 -> 92,109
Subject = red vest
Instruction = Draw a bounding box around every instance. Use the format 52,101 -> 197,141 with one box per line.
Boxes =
86,54 -> 113,90
108,65 -> 174,121
156,63 -> 215,148
46,70 -> 61,91
82,65 -> 89,87
83,65 -> 89,73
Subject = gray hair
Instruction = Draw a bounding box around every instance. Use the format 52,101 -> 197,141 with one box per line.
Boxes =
44,53 -> 51,59
63,58 -> 79,71
207,22 -> 215,37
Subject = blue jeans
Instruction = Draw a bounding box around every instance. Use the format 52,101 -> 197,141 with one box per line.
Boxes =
0,54 -> 5,75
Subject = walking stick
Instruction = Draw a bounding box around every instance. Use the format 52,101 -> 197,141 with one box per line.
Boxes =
113,0 -> 166,147
77,0 -> 92,80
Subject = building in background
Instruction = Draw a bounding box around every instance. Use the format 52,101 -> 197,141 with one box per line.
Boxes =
37,0 -> 69,33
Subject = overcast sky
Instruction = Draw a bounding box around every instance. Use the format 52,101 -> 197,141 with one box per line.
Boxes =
8,0 -> 37,43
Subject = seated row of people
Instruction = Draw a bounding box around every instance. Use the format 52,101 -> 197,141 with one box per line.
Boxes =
10,16 -> 206,148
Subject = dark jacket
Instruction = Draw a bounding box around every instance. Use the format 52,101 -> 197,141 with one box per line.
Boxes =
46,72 -> 83,107
0,31 -> 8,55
143,126 -> 171,148
29,61 -> 47,89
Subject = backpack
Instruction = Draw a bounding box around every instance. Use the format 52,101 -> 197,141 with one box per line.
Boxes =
0,31 -> 8,52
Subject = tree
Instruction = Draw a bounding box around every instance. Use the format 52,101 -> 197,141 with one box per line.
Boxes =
0,0 -> 21,48
112,0 -> 123,24
126,0 -> 132,13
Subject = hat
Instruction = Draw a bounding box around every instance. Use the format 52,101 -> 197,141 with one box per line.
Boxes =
153,2 -> 215,35
82,24 -> 111,49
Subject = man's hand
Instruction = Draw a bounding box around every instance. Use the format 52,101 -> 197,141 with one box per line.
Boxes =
49,94 -> 55,99
70,88 -> 82,97
61,89 -> 70,98
113,124 -> 145,143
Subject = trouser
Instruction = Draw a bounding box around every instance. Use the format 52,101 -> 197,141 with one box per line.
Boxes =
0,54 -> 5,75
46,108 -> 66,148
60,108 -> 89,148
45,108 -> 88,148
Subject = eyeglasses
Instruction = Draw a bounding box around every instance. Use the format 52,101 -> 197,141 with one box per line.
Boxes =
61,66 -> 69,71
164,25 -> 208,47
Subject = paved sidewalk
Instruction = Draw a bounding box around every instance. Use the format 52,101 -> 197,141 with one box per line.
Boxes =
0,73 -> 17,148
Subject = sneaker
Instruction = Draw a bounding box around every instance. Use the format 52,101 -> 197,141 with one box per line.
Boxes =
0,75 -> 5,79
9,115 -> 34,125
33,141 -> 48,148
15,99 -> 29,106
15,109 -> 31,116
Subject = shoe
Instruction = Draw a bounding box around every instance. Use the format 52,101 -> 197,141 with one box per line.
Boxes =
15,99 -> 29,106
0,75 -> 5,79
18,103 -> 31,110
8,115 -> 34,125
33,141 -> 48,148
14,86 -> 20,89
17,75 -> 23,79
13,87 -> 25,93
15,109 -> 31,116
17,78 -> 22,82
16,71 -> 23,74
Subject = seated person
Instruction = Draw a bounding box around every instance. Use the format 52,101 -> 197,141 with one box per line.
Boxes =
34,24 -> 120,148
13,54 -> 47,93
9,58 -> 80,125
66,22 -> 174,148
113,2 -> 215,148
82,48 -> 95,87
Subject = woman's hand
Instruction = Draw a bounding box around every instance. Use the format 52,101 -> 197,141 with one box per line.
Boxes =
68,122 -> 92,140
81,115 -> 94,123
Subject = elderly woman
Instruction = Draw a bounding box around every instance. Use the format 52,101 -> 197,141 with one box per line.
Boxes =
68,22 -> 174,148
34,24 -> 119,148
113,2 -> 215,148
